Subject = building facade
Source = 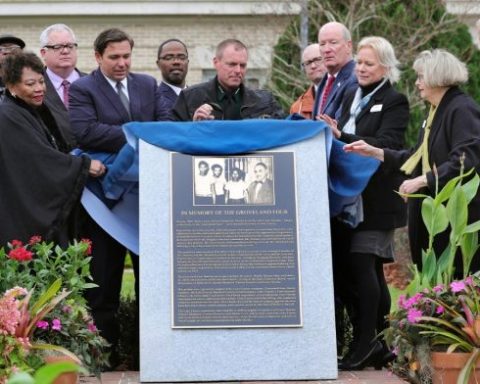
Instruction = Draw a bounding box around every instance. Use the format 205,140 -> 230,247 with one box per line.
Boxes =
0,1 -> 301,86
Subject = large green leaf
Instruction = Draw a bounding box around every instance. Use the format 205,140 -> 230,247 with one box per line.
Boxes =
434,175 -> 462,205
422,197 -> 448,237
462,173 -> 480,204
446,187 -> 468,240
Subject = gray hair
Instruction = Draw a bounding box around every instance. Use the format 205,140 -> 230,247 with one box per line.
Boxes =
413,49 -> 468,88
357,36 -> 400,83
40,24 -> 76,47
319,22 -> 352,42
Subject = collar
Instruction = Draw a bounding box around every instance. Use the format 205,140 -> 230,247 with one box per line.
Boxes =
162,81 -> 184,96
101,70 -> 128,93
46,67 -> 80,90
216,77 -> 241,101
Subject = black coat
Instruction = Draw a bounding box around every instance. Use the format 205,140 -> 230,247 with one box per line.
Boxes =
384,87 -> 480,268
337,80 -> 409,230
0,94 -> 90,246
171,77 -> 284,121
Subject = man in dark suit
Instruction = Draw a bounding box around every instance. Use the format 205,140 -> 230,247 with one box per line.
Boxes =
69,28 -> 162,365
156,38 -> 189,119
247,162 -> 274,205
313,22 -> 357,120
0,34 -> 25,101
40,24 -> 83,149
172,39 -> 284,121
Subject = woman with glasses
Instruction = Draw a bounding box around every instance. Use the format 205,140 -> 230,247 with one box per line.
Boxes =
345,49 -> 480,275
0,52 -> 105,247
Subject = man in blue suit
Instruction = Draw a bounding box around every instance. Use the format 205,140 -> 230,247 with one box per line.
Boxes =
313,22 -> 357,120
69,28 -> 163,366
156,38 -> 189,120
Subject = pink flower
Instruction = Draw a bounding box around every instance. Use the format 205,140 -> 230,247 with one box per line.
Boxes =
436,306 -> 445,314
36,320 -> 49,330
81,238 -> 92,255
465,276 -> 474,286
51,318 -> 62,331
28,235 -> 42,245
402,293 -> 423,310
392,347 -> 399,356
10,240 -> 23,248
87,322 -> 97,332
407,308 -> 423,323
62,305 -> 72,314
8,247 -> 33,262
433,284 -> 444,293
451,281 -> 466,293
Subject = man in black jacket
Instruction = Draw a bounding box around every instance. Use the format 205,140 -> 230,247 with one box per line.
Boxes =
171,39 -> 284,121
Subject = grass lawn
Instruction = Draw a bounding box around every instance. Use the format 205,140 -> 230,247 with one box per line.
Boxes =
121,269 -> 135,300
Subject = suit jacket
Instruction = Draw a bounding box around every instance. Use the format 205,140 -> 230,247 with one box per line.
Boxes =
289,85 -> 315,119
337,80 -> 409,230
171,77 -> 284,121
383,86 -> 480,266
43,68 -> 85,150
247,179 -> 274,204
157,81 -> 179,120
312,60 -> 357,119
69,68 -> 162,153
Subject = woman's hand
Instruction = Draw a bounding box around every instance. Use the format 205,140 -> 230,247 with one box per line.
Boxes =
343,140 -> 384,162
89,159 -> 106,178
398,175 -> 428,200
317,114 -> 341,139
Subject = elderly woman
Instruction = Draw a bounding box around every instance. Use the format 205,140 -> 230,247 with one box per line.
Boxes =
322,36 -> 409,370
0,52 -> 105,246
345,49 -> 480,274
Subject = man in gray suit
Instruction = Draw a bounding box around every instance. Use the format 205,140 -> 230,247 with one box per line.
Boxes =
40,23 -> 83,149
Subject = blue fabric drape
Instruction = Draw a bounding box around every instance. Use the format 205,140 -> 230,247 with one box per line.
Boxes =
80,119 -> 380,255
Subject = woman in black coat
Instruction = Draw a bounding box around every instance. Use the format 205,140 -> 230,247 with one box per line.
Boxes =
0,52 -> 106,246
345,49 -> 480,274
321,36 -> 409,370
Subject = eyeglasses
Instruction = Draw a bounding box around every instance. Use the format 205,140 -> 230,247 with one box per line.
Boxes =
43,43 -> 78,52
158,54 -> 188,62
0,45 -> 21,54
302,57 -> 323,67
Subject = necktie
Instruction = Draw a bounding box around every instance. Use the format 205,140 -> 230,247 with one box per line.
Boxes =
400,105 -> 437,175
62,80 -> 70,109
116,81 -> 131,118
319,75 -> 335,113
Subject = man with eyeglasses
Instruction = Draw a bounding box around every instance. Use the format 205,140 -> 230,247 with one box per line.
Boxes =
0,34 -> 25,101
290,43 -> 326,119
171,38 -> 284,121
156,38 -> 189,119
40,24 -> 83,149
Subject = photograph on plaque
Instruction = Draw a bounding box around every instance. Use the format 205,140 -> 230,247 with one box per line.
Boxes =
193,156 -> 275,206
171,151 -> 302,329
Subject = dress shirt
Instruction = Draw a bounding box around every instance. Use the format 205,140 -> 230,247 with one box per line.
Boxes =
46,67 -> 80,104
102,73 -> 129,100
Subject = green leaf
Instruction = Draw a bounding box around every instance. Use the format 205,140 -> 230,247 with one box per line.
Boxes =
461,173 -> 480,204
435,175 -> 461,205
465,220 -> 480,234
34,361 -> 85,384
422,197 -> 448,237
30,278 -> 62,315
446,187 -> 468,240
6,372 -> 35,384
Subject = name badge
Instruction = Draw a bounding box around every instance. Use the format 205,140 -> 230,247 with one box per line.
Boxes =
370,104 -> 383,112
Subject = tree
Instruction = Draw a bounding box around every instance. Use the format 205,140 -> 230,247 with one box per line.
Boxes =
270,0 -> 480,145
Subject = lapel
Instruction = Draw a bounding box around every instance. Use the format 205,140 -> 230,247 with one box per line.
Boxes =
43,71 -> 66,112
355,80 -> 390,122
159,82 -> 177,103
127,73 -> 140,120
323,60 -> 355,112
94,69 -> 130,121
427,86 -> 461,153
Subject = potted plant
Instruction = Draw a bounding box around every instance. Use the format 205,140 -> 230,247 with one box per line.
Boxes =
0,238 -> 109,376
384,167 -> 480,384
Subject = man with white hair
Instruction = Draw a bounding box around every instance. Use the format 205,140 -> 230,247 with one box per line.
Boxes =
313,21 -> 357,119
40,23 -> 83,149
290,43 -> 326,119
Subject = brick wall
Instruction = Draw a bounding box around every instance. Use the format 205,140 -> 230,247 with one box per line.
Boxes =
0,14 -> 293,86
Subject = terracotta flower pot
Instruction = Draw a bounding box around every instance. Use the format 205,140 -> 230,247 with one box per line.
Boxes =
431,351 -> 480,384
44,356 -> 79,384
